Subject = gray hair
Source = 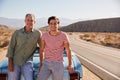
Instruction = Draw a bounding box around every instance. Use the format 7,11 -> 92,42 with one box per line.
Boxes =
25,13 -> 35,19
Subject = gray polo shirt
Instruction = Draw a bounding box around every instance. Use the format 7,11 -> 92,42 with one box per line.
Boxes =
6,28 -> 41,66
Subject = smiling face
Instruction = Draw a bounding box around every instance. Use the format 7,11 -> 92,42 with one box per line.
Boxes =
24,14 -> 36,29
49,19 -> 59,31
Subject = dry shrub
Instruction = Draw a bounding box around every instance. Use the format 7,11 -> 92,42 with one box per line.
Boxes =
80,33 -> 92,41
79,32 -> 120,49
0,27 -> 14,48
0,40 -> 9,48
67,32 -> 73,35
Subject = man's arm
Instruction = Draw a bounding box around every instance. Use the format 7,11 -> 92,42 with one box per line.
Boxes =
64,41 -> 73,73
7,31 -> 17,72
8,58 -> 14,71
39,39 -> 45,71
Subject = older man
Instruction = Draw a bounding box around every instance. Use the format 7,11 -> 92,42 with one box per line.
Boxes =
6,13 -> 41,80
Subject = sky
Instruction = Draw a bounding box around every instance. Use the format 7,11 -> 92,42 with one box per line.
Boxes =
0,0 -> 120,20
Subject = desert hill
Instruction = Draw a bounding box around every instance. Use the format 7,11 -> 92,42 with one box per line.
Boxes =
60,17 -> 120,32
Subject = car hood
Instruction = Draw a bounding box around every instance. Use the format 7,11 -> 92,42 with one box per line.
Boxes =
0,58 -> 8,73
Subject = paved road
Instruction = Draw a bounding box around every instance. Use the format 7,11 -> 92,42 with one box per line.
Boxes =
68,33 -> 120,80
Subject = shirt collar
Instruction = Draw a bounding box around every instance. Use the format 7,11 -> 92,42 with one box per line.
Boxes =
22,26 -> 35,33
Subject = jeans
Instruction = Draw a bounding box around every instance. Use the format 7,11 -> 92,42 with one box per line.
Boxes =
37,60 -> 64,80
8,61 -> 33,80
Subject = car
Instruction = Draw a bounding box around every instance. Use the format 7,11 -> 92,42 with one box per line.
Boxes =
0,47 -> 83,80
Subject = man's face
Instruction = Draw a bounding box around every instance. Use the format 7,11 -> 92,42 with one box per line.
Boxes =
25,15 -> 35,28
49,19 -> 59,31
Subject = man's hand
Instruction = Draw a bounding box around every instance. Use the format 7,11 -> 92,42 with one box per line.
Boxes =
8,58 -> 14,72
67,65 -> 73,73
38,64 -> 42,72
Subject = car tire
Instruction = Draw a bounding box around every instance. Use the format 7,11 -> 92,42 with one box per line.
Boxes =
0,74 -> 7,80
69,71 -> 80,80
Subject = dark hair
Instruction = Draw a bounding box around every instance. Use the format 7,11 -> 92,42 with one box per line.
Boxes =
25,13 -> 35,19
48,16 -> 60,24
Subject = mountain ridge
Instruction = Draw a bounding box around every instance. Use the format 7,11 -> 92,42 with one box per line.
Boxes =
60,17 -> 120,32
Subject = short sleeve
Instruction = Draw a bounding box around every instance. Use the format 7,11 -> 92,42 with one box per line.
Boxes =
37,30 -> 42,47
41,33 -> 46,41
62,32 -> 69,43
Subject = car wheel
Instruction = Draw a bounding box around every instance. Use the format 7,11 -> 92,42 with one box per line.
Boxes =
0,74 -> 7,80
69,71 -> 80,80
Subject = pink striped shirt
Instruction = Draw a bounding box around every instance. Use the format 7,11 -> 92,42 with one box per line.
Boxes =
42,31 -> 69,62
